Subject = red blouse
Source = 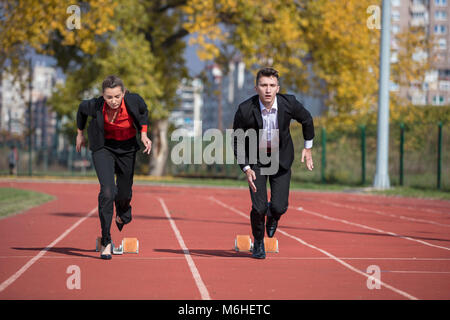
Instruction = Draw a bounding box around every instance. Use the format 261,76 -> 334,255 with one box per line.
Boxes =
103,99 -> 147,140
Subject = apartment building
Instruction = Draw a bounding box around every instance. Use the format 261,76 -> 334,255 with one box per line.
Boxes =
169,78 -> 203,137
391,0 -> 450,105
0,61 -> 60,148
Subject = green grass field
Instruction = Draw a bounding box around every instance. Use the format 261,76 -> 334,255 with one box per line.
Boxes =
133,176 -> 450,200
25,175 -> 450,200
0,187 -> 55,219
0,175 -> 448,218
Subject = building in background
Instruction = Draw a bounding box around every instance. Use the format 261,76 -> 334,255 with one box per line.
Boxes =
0,57 -> 74,173
169,77 -> 203,137
392,0 -> 450,105
172,0 -> 450,140
201,59 -> 256,133
0,72 -> 28,136
0,60 -> 61,149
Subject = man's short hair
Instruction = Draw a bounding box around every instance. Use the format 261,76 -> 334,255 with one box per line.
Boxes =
256,67 -> 279,85
102,75 -> 125,92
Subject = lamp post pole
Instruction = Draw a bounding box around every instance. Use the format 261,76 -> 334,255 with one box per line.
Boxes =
374,0 -> 392,189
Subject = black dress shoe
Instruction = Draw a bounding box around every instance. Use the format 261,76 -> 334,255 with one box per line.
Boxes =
116,220 -> 124,232
100,253 -> 112,260
252,239 -> 266,259
100,242 -> 112,260
116,216 -> 124,232
266,215 -> 278,238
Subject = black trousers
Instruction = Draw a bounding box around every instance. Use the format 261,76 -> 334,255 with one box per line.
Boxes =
92,141 -> 137,246
249,163 -> 291,240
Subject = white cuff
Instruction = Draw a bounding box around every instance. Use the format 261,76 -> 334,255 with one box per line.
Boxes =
304,139 -> 313,149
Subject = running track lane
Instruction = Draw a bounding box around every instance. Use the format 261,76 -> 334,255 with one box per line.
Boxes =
0,181 -> 449,299
140,186 -> 449,299
216,190 -> 450,299
0,181 -> 202,299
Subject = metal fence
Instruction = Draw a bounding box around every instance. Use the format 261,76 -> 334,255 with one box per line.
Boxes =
0,139 -> 95,177
288,121 -> 449,190
0,121 -> 448,190
166,121 -> 449,190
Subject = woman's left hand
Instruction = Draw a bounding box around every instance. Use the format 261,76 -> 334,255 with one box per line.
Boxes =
141,133 -> 152,155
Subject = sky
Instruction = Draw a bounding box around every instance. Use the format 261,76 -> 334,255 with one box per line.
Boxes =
183,36 -> 206,77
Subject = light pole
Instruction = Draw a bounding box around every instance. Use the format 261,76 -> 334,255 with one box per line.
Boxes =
212,65 -> 223,132
374,0 -> 391,189
28,57 -> 33,176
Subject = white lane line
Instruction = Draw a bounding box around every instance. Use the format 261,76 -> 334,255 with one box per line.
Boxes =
334,198 -> 450,216
157,197 -> 211,300
294,206 -> 450,251
1,256 -> 450,261
318,199 -> 450,228
209,196 -> 419,300
0,207 -> 97,293
382,271 -> 450,274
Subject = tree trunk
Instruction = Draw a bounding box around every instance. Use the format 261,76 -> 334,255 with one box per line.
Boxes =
148,118 -> 169,176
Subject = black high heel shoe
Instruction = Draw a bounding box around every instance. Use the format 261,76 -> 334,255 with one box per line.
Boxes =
100,242 -> 112,260
115,216 -> 124,232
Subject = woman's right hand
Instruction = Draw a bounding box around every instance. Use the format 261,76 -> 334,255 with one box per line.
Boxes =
76,130 -> 86,153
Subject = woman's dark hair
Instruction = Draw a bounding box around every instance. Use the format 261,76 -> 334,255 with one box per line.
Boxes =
256,67 -> 279,85
102,75 -> 125,93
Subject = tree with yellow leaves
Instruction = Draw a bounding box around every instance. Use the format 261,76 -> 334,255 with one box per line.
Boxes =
301,0 -> 381,130
183,0 -> 433,132
183,0 -> 381,129
183,0 -> 310,90
0,0 -> 116,71
48,0 -> 189,176
5,0 -> 435,176
390,26 -> 434,108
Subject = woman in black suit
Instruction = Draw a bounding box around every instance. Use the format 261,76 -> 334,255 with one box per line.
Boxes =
76,75 -> 152,260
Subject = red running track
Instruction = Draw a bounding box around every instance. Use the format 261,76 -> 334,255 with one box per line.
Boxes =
0,179 -> 449,300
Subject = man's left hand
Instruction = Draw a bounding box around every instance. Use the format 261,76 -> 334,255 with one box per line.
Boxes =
301,148 -> 314,171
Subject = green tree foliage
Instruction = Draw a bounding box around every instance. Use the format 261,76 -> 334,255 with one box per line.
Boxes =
0,0 -> 116,72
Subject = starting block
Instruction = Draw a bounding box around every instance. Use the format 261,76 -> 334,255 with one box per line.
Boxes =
95,237 -> 139,254
264,237 -> 279,253
234,235 -> 253,252
234,235 -> 279,253
123,237 -> 139,253
112,242 -> 123,255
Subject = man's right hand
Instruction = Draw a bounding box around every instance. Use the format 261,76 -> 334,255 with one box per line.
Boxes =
245,168 -> 257,193
76,130 -> 86,153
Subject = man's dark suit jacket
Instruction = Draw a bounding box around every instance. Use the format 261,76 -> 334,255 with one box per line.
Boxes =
232,93 -> 315,171
76,92 -> 149,152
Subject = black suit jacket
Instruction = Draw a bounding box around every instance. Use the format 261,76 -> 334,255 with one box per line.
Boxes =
76,92 -> 149,152
232,93 -> 315,171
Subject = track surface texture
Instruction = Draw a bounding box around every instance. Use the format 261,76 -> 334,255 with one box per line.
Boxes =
0,180 -> 449,300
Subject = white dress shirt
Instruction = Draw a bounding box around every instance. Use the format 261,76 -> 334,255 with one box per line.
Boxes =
259,97 -> 279,151
243,97 -> 313,172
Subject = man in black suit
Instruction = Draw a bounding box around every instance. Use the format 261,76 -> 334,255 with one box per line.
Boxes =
232,67 -> 314,259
